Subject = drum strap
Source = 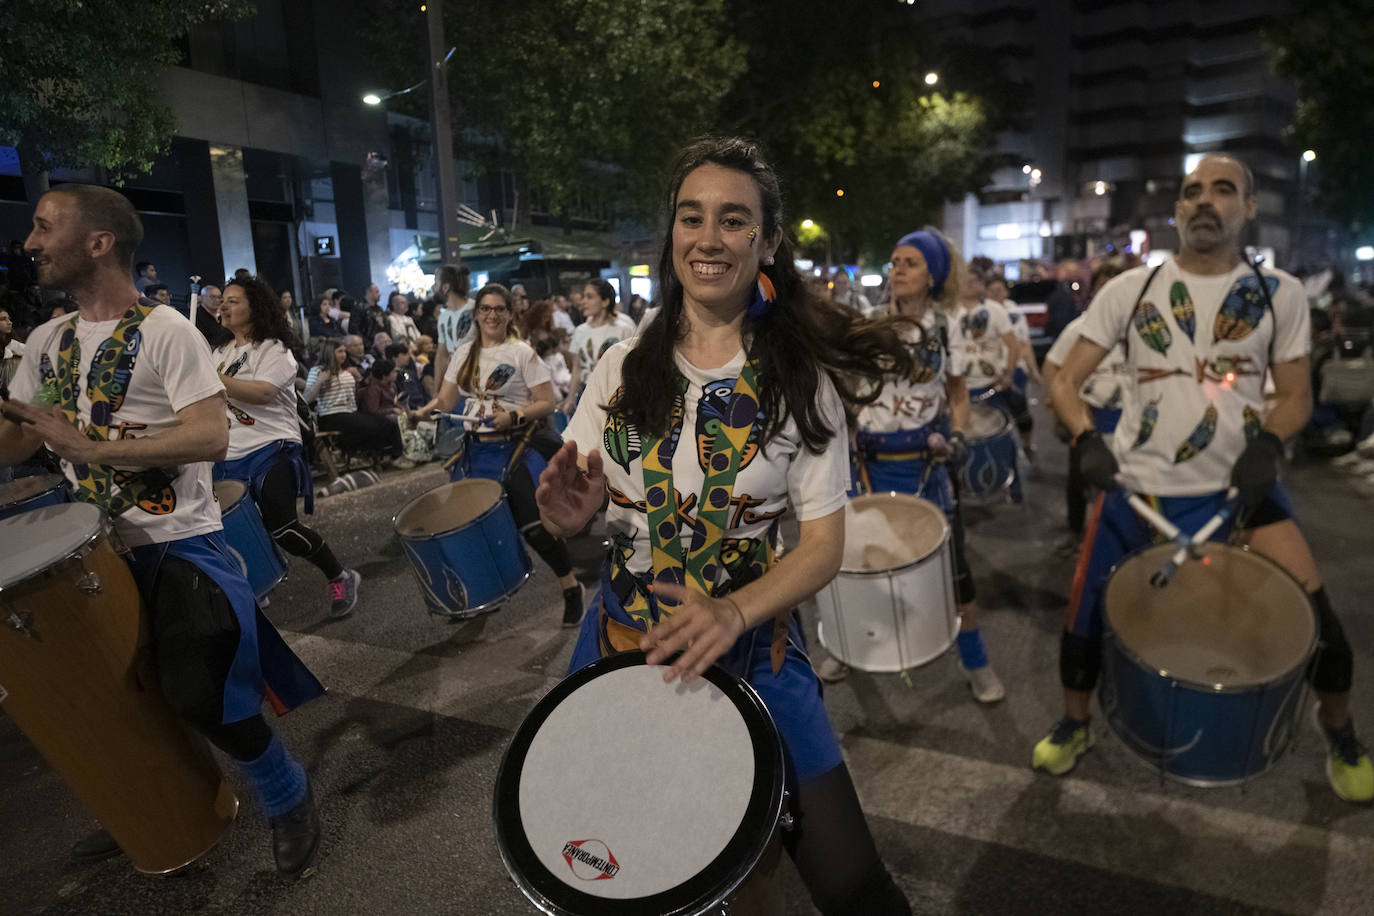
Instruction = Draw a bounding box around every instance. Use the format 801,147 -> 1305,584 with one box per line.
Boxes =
640,357 -> 789,669
52,304 -> 181,517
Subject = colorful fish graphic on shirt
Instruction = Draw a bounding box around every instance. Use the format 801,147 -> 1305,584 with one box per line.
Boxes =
908,331 -> 943,384
695,378 -> 763,473
602,386 -> 643,474
228,404 -> 256,426
1132,397 -> 1161,449
1169,282 -> 1196,342
1214,274 -> 1278,343
961,309 -> 989,340
484,363 -> 516,392
1131,300 -> 1172,356
1174,405 -> 1218,463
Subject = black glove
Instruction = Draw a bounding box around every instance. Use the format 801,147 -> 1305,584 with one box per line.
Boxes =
1073,429 -> 1119,491
948,430 -> 969,467
1231,430 -> 1282,509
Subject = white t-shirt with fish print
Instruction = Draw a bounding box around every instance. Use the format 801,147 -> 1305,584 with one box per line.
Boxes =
444,338 -> 550,416
1077,259 -> 1308,496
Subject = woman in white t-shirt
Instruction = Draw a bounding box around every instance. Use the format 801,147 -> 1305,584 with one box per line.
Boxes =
212,277 -> 361,618
535,137 -> 914,915
411,283 -> 583,625
840,227 -> 1004,702
562,278 -> 637,411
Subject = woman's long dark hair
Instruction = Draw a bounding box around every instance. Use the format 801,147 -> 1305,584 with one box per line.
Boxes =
614,136 -> 914,451
227,276 -> 297,348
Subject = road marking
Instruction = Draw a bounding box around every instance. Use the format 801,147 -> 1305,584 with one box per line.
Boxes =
845,735 -> 1374,916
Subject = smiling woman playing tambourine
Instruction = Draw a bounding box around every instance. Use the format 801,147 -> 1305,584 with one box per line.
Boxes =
536,136 -> 915,916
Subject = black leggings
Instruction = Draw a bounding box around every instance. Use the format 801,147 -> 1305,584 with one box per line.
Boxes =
258,458 -> 344,580
318,410 -> 403,458
147,555 -> 273,762
785,764 -> 910,915
504,430 -> 572,578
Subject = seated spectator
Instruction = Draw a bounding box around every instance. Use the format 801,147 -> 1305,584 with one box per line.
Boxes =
145,283 -> 171,307
303,339 -> 411,468
413,334 -> 435,365
386,291 -> 421,346
388,343 -> 429,409
0,306 -> 24,400
342,334 -> 372,374
361,359 -> 400,418
550,293 -> 577,333
371,331 -> 393,363
308,294 -> 345,339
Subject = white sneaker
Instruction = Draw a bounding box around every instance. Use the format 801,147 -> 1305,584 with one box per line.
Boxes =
817,657 -> 850,683
1358,433 -> 1374,459
1332,451 -> 1365,469
959,662 -> 1006,703
1352,459 -> 1374,476
389,456 -> 416,470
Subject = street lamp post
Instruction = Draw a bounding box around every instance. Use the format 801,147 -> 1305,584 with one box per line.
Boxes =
1294,149 -> 1316,268
427,0 -> 461,267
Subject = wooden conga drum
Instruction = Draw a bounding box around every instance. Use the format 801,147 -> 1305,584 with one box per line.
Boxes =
0,503 -> 237,873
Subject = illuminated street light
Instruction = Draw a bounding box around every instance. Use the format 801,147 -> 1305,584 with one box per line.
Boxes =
1094,180 -> 1108,196
362,93 -> 383,105
1022,164 -> 1033,174
924,72 -> 939,86
1356,245 -> 1374,261
835,189 -> 845,197
872,80 -> 881,89
1302,149 -> 1317,162
801,218 -> 815,229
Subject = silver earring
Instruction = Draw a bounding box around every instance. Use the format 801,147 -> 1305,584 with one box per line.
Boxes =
763,255 -> 775,266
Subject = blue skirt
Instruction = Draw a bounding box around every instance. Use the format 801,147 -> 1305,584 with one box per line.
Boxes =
215,440 -> 314,515
125,531 -> 325,723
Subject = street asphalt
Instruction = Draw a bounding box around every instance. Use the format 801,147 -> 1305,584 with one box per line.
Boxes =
2,396 -> 1372,915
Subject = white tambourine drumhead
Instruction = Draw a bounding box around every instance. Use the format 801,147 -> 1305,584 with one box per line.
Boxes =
493,651 -> 785,916
0,502 -> 105,590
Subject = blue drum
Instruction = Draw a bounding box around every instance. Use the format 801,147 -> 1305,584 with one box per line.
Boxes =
213,479 -> 287,601
1100,542 -> 1316,786
394,478 -> 532,619
957,404 -> 1017,502
0,474 -> 71,521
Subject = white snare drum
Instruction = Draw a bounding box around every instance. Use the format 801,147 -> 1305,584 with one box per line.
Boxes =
493,652 -> 786,915
815,492 -> 958,672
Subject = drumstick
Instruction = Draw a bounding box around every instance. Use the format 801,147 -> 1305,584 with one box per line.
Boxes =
1125,492 -> 1182,542
1141,489 -> 1239,588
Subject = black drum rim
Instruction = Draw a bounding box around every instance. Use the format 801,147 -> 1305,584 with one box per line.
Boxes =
492,650 -> 785,916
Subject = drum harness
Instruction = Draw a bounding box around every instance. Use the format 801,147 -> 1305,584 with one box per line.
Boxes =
638,356 -> 793,675
45,303 -> 180,522
1119,252 -> 1276,532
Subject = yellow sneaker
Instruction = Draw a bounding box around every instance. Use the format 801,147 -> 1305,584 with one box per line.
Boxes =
1032,717 -> 1094,776
1322,721 -> 1374,804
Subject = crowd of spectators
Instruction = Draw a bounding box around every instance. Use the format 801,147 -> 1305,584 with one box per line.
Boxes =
7,237 -> 1370,490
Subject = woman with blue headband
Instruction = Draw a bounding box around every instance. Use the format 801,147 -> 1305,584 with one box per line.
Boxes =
817,227 -> 1005,703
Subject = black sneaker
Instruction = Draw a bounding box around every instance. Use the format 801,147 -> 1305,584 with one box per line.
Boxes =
562,584 -> 585,628
71,827 -> 122,864
270,784 -> 321,880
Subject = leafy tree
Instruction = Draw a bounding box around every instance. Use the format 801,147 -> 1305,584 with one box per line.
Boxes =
364,0 -> 744,228
1268,0 -> 1374,227
0,0 -> 254,202
721,0 -> 1006,265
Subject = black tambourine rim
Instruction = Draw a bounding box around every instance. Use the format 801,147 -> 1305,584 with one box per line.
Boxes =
492,650 -> 785,916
